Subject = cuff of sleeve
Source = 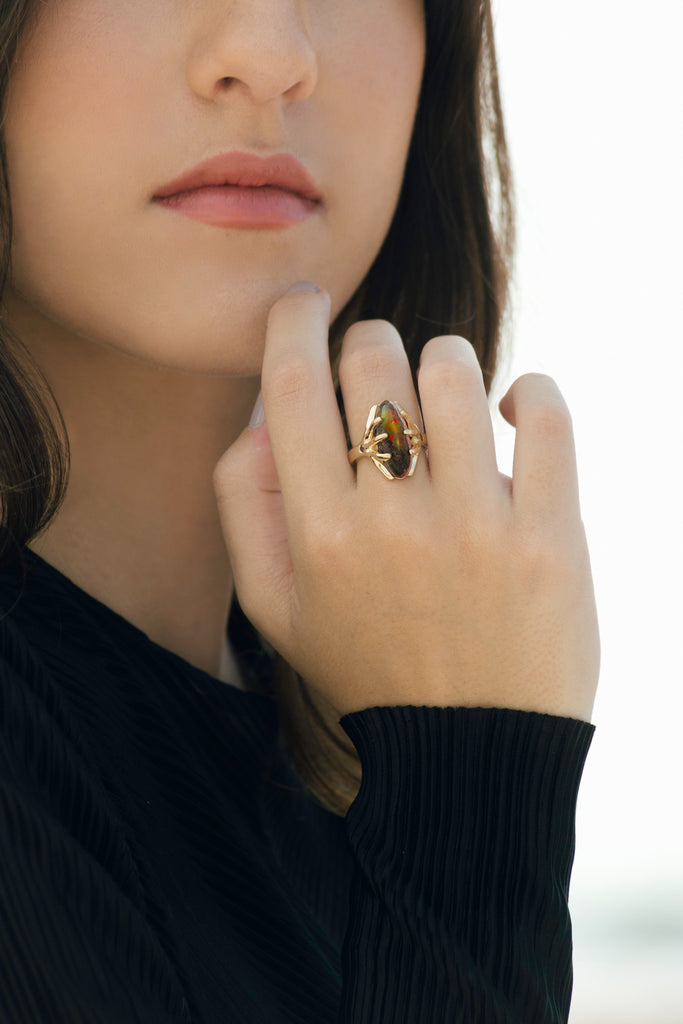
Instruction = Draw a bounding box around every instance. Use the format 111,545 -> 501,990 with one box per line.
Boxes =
339,705 -> 595,917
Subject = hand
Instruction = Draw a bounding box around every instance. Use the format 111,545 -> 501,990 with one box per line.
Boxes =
213,287 -> 600,722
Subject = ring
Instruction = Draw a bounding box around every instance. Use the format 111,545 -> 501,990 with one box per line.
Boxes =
347,400 -> 427,480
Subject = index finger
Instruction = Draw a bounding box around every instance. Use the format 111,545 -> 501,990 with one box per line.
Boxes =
261,285 -> 354,509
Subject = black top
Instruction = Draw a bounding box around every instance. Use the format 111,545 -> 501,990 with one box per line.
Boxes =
0,549 -> 595,1023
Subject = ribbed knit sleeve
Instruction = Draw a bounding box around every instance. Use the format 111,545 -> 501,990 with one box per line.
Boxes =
1,551 -> 599,1023
338,705 -> 595,1023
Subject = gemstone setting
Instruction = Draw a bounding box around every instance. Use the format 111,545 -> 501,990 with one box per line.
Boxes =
348,399 -> 427,479
376,400 -> 412,478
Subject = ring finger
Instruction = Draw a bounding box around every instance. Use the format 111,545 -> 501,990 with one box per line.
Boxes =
338,320 -> 428,488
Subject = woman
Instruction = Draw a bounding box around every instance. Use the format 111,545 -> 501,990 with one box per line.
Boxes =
0,0 -> 599,1021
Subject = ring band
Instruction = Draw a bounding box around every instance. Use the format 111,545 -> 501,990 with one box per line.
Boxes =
348,399 -> 427,480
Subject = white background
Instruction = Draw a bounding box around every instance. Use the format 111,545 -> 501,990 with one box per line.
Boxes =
490,1 -> 683,1021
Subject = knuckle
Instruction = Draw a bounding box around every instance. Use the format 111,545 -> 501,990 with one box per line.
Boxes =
517,374 -> 572,426
391,509 -> 433,555
516,521 -> 569,577
526,401 -> 573,441
420,335 -> 481,370
450,509 -> 499,570
340,341 -> 398,388
339,320 -> 404,385
343,318 -> 401,347
263,359 -> 318,406
418,355 -> 482,401
519,371 -> 558,389
212,444 -> 241,493
296,511 -> 350,568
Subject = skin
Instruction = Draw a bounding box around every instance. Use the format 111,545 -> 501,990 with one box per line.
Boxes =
2,0 -> 427,682
217,297 -> 600,721
3,1 -> 600,720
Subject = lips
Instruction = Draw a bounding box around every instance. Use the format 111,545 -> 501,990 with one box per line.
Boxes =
153,151 -> 323,203
151,150 -> 323,230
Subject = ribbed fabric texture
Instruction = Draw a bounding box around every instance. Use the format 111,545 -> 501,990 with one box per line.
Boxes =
0,549 -> 595,1023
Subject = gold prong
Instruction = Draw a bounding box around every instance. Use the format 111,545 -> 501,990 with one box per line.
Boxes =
349,400 -> 427,479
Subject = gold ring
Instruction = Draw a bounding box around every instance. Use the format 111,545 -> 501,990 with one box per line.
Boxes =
347,400 -> 427,480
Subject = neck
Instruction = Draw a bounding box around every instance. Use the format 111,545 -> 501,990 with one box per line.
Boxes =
7,292 -> 260,682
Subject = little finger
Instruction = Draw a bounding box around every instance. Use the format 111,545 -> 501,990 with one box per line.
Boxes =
498,373 -> 581,525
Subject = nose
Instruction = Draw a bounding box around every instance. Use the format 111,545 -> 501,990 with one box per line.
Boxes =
186,0 -> 318,107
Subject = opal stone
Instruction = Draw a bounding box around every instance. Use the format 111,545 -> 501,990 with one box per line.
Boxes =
376,401 -> 411,478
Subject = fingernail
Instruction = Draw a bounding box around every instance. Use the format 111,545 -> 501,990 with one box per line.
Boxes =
285,280 -> 320,295
248,390 -> 265,430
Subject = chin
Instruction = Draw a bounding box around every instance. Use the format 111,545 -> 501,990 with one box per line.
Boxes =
97,281 -> 337,378
7,271 -> 346,381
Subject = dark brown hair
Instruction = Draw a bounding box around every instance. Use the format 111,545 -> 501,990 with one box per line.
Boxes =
0,0 -> 71,568
0,0 -> 514,815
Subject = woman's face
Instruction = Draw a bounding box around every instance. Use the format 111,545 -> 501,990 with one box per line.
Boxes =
2,0 -> 426,375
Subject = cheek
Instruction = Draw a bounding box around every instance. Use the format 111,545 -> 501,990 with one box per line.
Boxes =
333,1 -> 426,139
327,1 -> 426,221
4,4 -> 164,209
4,6 -> 146,290
5,2 -> 152,131
325,4 -> 425,243
1,0 -> 426,376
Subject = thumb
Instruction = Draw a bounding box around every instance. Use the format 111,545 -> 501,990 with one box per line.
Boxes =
213,406 -> 292,640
